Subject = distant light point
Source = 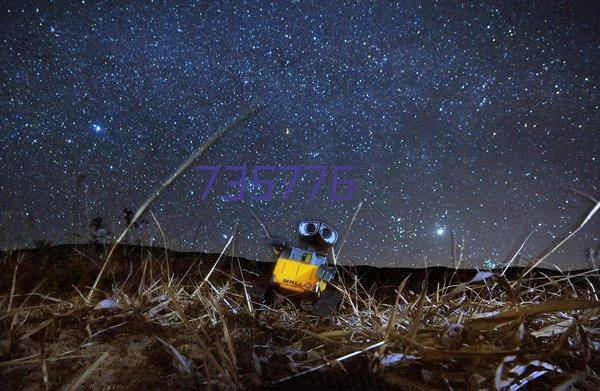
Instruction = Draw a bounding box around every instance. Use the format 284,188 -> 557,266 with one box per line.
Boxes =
91,123 -> 105,135
436,227 -> 445,236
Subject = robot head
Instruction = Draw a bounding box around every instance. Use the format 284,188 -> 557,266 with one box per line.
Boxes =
298,220 -> 338,252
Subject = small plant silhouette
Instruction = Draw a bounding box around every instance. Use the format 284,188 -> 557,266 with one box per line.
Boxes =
123,207 -> 148,244
89,217 -> 110,244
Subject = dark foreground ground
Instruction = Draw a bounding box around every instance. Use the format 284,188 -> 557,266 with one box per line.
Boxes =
1,244 -> 600,390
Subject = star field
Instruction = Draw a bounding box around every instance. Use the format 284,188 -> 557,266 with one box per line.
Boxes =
1,1 -> 599,268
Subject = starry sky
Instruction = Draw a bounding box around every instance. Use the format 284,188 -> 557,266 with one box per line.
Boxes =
1,1 -> 599,268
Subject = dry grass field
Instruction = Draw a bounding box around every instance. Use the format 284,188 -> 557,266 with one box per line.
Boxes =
1,244 -> 599,390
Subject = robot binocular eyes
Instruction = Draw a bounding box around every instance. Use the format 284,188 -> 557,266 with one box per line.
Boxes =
298,220 -> 338,245
298,221 -> 320,237
319,224 -> 338,245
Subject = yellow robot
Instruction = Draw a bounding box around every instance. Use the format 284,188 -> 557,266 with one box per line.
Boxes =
253,220 -> 342,315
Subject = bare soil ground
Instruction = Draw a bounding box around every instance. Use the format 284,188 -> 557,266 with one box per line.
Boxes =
1,244 -> 599,390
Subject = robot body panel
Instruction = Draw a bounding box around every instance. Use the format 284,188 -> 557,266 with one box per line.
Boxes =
271,247 -> 328,295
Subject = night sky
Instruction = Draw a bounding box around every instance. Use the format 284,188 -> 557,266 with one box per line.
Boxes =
1,1 -> 599,268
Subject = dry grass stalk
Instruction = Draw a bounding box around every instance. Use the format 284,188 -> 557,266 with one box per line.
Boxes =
64,352 -> 109,391
525,198 -> 600,275
87,107 -> 259,302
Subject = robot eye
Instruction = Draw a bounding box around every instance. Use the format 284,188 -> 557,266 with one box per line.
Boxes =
319,224 -> 338,245
298,220 -> 320,236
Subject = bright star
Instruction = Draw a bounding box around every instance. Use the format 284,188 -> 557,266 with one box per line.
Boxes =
91,123 -> 105,135
436,227 -> 445,236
